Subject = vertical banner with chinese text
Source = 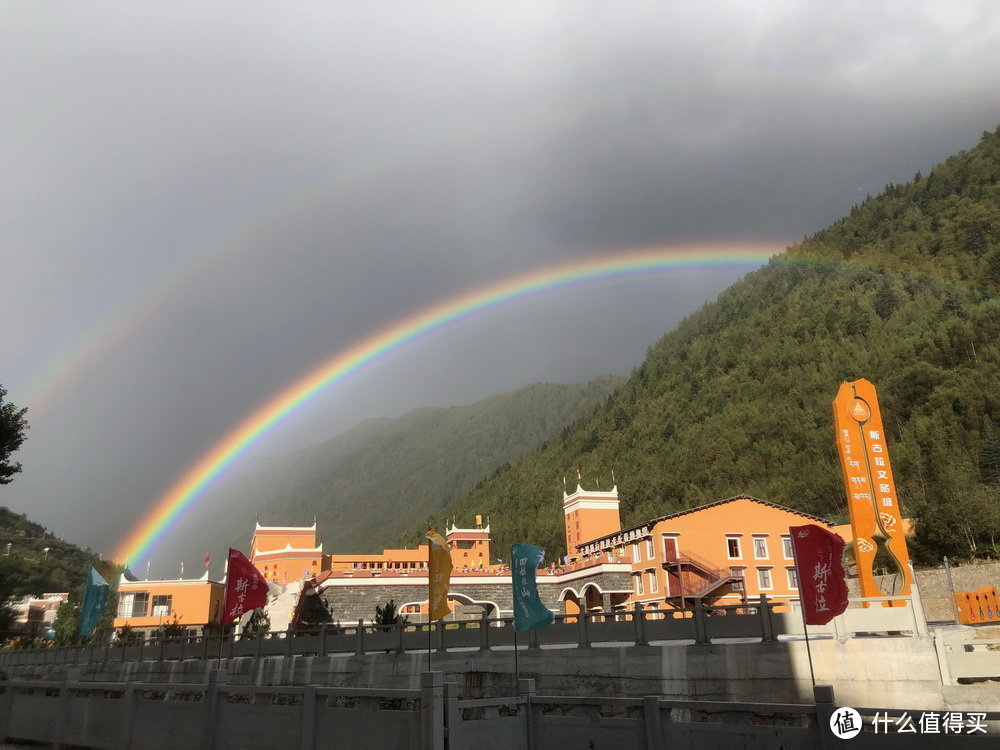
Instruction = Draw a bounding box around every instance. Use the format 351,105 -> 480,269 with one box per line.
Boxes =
511,544 -> 555,632
78,566 -> 110,637
224,548 -> 269,624
833,379 -> 913,601
789,524 -> 849,625
426,529 -> 453,621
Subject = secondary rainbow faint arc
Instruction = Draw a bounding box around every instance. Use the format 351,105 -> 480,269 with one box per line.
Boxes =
115,244 -> 778,565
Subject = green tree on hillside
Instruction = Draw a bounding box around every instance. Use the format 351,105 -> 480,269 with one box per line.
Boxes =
415,125 -> 1000,565
0,385 -> 28,485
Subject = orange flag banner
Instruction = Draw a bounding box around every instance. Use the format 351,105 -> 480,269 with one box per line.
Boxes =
426,529 -> 453,621
833,379 -> 913,602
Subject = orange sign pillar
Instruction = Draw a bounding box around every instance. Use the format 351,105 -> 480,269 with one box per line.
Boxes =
833,379 -> 913,604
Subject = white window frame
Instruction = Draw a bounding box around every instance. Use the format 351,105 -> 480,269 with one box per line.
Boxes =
631,543 -> 640,564
757,567 -> 773,590
726,535 -> 742,560
786,567 -> 798,590
645,538 -> 654,560
753,536 -> 769,560
782,536 -> 794,560
635,573 -> 644,595
648,570 -> 658,593
151,595 -> 172,618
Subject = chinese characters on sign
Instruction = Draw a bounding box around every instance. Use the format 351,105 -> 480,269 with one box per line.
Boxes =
789,524 -> 848,625
511,544 -> 555,632
223,548 -> 268,623
832,379 -> 913,600
426,529 -> 453,622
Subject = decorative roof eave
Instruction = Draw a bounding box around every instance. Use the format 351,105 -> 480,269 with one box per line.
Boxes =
644,494 -> 835,527
582,494 -> 833,550
254,522 -> 317,532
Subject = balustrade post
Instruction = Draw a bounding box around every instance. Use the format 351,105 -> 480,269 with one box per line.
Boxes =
479,611 -> 490,651
758,594 -> 774,641
518,678 -> 536,749
52,668 -> 80,750
320,623 -> 328,657
116,682 -> 137,749
577,610 -> 590,648
0,678 -> 16,743
300,685 -> 317,750
396,620 -> 405,654
420,671 -> 445,750
693,599 -> 708,644
355,619 -> 365,656
633,601 -> 648,647
643,696 -> 663,749
202,668 -> 225,750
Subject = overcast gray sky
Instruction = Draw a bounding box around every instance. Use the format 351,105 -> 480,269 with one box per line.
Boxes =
2,2 -> 999,573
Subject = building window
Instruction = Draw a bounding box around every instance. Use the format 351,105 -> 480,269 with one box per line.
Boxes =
757,568 -> 773,590
726,537 -> 742,559
648,571 -> 658,593
645,538 -> 654,560
753,536 -> 769,559
151,595 -> 172,618
786,568 -> 798,590
782,536 -> 794,560
631,543 -> 640,563
117,592 -> 149,619
662,535 -> 679,562
634,574 -> 644,595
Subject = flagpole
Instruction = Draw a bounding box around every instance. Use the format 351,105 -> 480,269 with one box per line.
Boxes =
513,624 -> 519,684
790,540 -> 816,688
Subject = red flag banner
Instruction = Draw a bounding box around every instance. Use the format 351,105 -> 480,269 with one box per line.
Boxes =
789,524 -> 849,626
223,548 -> 268,624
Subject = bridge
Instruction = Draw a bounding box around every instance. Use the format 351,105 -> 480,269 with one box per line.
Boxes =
2,595 -> 998,748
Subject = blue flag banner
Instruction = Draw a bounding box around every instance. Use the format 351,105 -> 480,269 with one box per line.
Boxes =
122,567 -> 139,582
511,544 -> 555,632
78,566 -> 110,637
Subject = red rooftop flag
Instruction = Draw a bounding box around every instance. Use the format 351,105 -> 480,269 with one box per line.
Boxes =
223,548 -> 268,624
789,524 -> 849,626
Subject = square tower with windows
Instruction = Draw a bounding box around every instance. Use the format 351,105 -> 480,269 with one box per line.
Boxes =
563,484 -> 621,561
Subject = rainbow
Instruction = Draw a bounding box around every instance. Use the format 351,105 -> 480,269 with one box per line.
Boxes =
114,244 -> 779,565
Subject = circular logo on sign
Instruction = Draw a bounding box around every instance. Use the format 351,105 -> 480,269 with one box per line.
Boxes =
849,399 -> 871,423
830,707 -> 863,739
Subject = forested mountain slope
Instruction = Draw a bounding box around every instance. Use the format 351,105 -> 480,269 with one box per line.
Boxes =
0,506 -> 103,597
420,127 -> 1000,564
182,375 -> 624,557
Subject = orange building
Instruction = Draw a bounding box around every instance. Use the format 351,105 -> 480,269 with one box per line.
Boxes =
570,492 -> 835,614
113,572 -> 225,637
250,522 -> 325,584
563,485 -> 621,561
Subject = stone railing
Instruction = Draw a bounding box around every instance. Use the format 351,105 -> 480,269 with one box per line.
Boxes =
0,594 -> 930,669
1,671 -> 996,749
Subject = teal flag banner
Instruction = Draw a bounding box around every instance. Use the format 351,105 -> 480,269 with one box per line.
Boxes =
511,544 -> 555,632
78,566 -> 110,637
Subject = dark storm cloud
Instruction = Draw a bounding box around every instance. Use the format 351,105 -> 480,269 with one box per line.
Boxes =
1,2 -> 998,571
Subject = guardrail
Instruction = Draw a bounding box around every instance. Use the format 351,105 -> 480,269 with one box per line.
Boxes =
1,672 -> 996,749
0,595 -> 927,669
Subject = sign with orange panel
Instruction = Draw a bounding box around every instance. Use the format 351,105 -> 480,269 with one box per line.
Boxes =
833,379 -> 913,603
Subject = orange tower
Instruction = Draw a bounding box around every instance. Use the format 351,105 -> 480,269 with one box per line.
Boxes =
250,522 -> 325,584
563,482 -> 621,561
447,516 -> 491,568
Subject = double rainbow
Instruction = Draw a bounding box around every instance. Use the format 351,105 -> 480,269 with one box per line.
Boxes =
114,244 -> 778,565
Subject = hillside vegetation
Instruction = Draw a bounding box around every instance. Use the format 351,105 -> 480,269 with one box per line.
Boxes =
178,375 -> 625,557
416,127 -> 1000,564
0,506 -> 103,597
